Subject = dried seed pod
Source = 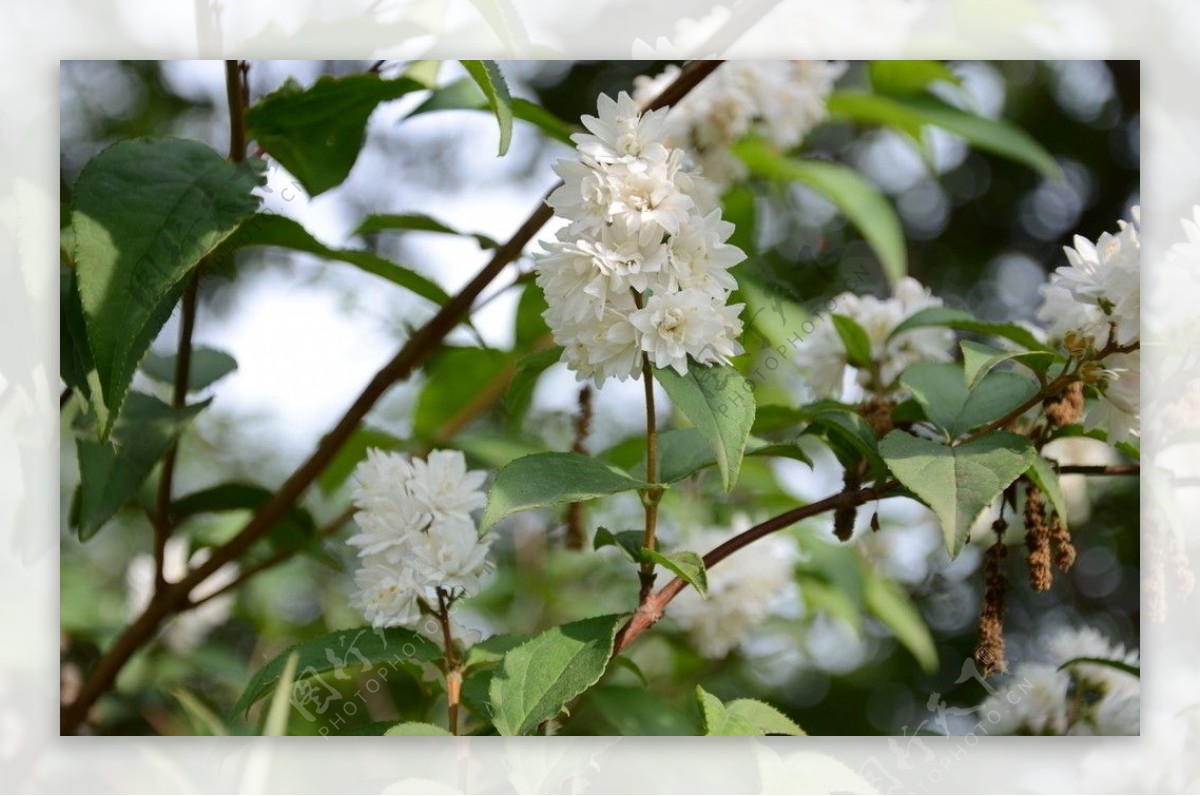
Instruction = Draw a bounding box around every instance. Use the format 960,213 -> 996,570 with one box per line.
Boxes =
975,536 -> 1009,677
1024,484 -> 1053,591
1049,512 -> 1076,572
1044,382 -> 1085,428
833,467 -> 862,541
859,397 -> 895,438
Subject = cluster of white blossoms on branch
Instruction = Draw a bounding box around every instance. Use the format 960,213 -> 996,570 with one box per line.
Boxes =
632,61 -> 844,200
978,625 -> 1140,735
536,92 -> 747,386
347,449 -> 491,630
796,276 -> 955,399
670,526 -> 800,658
1036,207 -> 1140,444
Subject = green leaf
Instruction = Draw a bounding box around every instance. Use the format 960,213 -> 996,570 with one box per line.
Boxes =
734,137 -> 907,286
316,426 -> 406,496
407,79 -> 577,147
140,347 -> 237,392
60,268 -> 95,400
480,452 -> 649,533
489,614 -> 622,735
864,575 -> 938,673
805,407 -> 886,475
214,213 -> 450,307
830,313 -> 875,369
725,699 -> 807,736
1027,454 -> 1068,520
262,651 -> 299,736
354,213 -> 500,249
74,392 -> 209,540
641,549 -> 707,596
634,428 -> 811,485
879,429 -> 1036,557
416,347 -> 512,440
246,74 -> 423,195
383,722 -> 453,736
869,60 -> 960,96
888,306 -> 1051,351
654,364 -> 755,492
70,137 -> 263,438
464,633 -> 529,672
593,527 -> 645,562
900,362 -> 1038,438
827,91 -> 1062,180
460,61 -> 513,156
233,626 -> 441,716
696,686 -> 762,736
1058,657 -> 1140,678
960,340 -> 1059,391
170,688 -> 229,736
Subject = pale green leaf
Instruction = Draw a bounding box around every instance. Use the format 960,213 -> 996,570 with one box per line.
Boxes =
889,306 -> 1051,351
696,686 -> 763,736
726,699 -> 807,736
879,429 -> 1036,557
864,575 -> 938,673
140,347 -> 237,392
480,452 -> 648,533
383,722 -> 453,736
830,313 -> 875,369
262,651 -> 299,736
655,364 -> 756,492
489,614 -> 622,735
901,362 -> 1038,439
460,60 -> 513,155
641,549 -> 707,596
869,60 -> 960,95
960,339 -> 1059,391
1027,454 -> 1069,520
354,212 -> 499,249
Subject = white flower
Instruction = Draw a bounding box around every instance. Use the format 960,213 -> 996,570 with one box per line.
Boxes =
125,538 -> 238,654
1037,207 -> 1140,347
1085,350 -> 1140,444
633,61 -> 844,191
976,625 -> 1139,736
347,449 -> 491,632
630,289 -> 745,375
796,276 -> 954,399
536,91 -> 747,384
670,528 -> 800,658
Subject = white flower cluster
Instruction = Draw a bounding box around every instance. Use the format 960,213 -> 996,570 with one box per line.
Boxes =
125,538 -> 238,654
669,527 -> 800,658
979,625 -> 1140,735
632,61 -> 843,199
347,449 -> 491,630
796,276 -> 955,399
537,92 -> 747,386
1036,208 -> 1141,444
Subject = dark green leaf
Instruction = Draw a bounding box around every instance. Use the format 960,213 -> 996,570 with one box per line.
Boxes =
827,91 -> 1061,180
636,428 -> 812,485
354,213 -> 499,249
71,137 -> 263,437
830,313 -> 875,369
60,268 -> 95,399
172,482 -> 317,552
734,137 -> 907,285
140,347 -> 237,392
233,626 -> 441,716
407,79 -> 577,147
888,307 -> 1051,352
593,527 -> 645,562
641,549 -> 707,596
655,364 -> 756,492
960,340 -> 1060,391
464,632 -> 529,672
869,60 -> 960,96
587,685 -> 700,735
74,392 -> 209,540
480,452 -> 649,533
416,347 -> 512,440
460,61 -> 513,155
489,614 -> 622,735
900,362 -> 1038,438
805,408 -> 886,475
879,429 -> 1036,557
214,213 -> 450,307
246,74 -> 423,195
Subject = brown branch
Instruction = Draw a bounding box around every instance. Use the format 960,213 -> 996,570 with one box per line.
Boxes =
614,479 -> 899,655
60,58 -> 726,736
152,273 -> 201,591
1057,464 -> 1139,476
638,350 -> 661,603
224,60 -> 247,162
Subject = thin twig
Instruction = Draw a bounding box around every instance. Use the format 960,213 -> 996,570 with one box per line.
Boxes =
638,350 -> 661,603
60,59 -> 726,736
225,60 -> 247,162
614,479 -> 899,655
1057,464 -> 1139,476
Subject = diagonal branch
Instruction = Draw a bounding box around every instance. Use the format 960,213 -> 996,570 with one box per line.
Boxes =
61,58 -> 726,735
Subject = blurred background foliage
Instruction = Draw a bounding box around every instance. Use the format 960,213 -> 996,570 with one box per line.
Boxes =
60,60 -> 1138,735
